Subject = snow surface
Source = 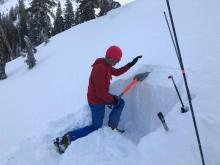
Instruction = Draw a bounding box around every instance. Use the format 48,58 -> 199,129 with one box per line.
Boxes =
1,0 -> 220,165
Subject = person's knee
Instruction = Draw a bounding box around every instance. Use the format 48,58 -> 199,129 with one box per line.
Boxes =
90,103 -> 105,130
92,118 -> 103,130
116,98 -> 125,109
120,98 -> 125,107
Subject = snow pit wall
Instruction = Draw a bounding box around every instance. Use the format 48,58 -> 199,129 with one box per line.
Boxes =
107,70 -> 182,142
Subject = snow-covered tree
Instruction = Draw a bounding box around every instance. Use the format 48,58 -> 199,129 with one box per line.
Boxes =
75,0 -> 95,24
18,0 -> 28,49
9,7 -> 17,21
0,17 -> 17,60
64,0 -> 75,29
24,35 -> 36,69
0,52 -> 7,80
0,0 -> 5,5
28,0 -> 56,45
0,28 -> 8,80
53,1 -> 65,35
98,0 -> 121,16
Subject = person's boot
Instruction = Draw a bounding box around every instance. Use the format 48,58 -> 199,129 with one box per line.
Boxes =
115,128 -> 125,133
54,134 -> 71,154
0,73 -> 7,80
108,123 -> 125,133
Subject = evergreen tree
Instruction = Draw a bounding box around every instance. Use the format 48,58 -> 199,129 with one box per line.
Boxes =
0,24 -> 9,80
24,35 -> 36,69
53,1 -> 64,35
28,15 -> 40,45
75,0 -> 95,25
28,0 -> 56,45
0,15 -> 18,59
18,0 -> 28,49
98,0 -> 121,16
9,7 -> 17,21
64,0 -> 74,30
6,19 -> 19,58
0,0 -> 5,4
0,37 -> 7,80
111,1 -> 121,9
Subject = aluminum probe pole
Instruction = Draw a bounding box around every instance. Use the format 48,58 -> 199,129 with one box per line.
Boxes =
164,0 -> 206,165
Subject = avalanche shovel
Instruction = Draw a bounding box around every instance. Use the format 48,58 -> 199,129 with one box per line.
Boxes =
108,72 -> 150,109
119,72 -> 150,97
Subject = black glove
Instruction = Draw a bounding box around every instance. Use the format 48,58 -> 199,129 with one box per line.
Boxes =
112,95 -> 119,105
107,95 -> 119,109
127,55 -> 142,68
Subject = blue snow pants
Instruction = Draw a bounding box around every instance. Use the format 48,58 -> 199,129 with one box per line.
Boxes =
68,98 -> 125,141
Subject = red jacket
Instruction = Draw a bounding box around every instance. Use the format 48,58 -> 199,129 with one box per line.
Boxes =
87,58 -> 130,104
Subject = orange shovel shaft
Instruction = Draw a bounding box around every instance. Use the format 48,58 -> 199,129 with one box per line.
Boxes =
119,79 -> 138,97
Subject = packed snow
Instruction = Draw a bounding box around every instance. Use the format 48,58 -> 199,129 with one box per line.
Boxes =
1,0 -> 220,165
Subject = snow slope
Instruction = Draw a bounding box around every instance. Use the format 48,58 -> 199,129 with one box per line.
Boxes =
1,0 -> 220,165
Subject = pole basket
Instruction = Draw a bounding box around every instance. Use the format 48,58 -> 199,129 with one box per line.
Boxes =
181,106 -> 189,113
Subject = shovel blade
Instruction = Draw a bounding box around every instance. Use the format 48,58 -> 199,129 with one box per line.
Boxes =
133,72 -> 150,81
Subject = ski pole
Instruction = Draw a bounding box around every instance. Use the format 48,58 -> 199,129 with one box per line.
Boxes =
163,12 -> 178,59
168,75 -> 188,113
164,0 -> 206,164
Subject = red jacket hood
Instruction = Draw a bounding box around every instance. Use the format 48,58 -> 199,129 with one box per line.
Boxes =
92,58 -> 108,67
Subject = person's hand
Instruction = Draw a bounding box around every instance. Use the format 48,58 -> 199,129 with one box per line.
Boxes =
128,55 -> 142,68
112,95 -> 125,108
112,95 -> 120,106
107,95 -> 119,109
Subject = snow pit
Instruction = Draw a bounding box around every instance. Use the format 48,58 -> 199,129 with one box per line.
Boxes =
107,68 -> 184,142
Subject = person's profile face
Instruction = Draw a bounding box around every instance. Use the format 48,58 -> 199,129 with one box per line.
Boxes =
105,57 -> 119,66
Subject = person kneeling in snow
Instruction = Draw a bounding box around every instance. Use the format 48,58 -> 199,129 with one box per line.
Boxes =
55,45 -> 142,153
